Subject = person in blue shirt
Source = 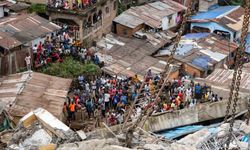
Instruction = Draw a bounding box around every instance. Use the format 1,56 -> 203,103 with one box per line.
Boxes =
195,83 -> 202,100
121,94 -> 128,105
113,92 -> 120,110
131,90 -> 137,102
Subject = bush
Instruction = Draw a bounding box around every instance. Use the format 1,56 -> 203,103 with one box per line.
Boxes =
40,57 -> 101,78
28,4 -> 46,14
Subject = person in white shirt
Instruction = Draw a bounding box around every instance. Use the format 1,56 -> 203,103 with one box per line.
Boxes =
32,45 -> 37,54
104,92 -> 110,111
185,87 -> 192,102
85,82 -> 90,93
25,53 -> 31,76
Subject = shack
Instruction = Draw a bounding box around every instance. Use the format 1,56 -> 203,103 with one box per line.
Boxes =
0,71 -> 72,121
0,13 -> 61,76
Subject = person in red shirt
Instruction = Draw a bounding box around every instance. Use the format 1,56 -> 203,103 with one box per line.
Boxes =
178,91 -> 183,101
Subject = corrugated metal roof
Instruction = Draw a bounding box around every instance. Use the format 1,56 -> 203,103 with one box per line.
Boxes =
157,33 -> 237,71
191,6 -> 245,32
96,33 -> 176,79
200,49 -> 227,62
194,69 -> 250,98
191,6 -> 238,20
113,0 -> 186,29
204,69 -> 250,92
113,13 -> 144,28
0,72 -> 72,119
0,14 -> 61,49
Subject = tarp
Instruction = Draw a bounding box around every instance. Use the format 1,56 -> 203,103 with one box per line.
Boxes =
158,125 -> 204,139
191,6 -> 238,20
246,33 -> 250,54
191,56 -> 212,69
184,33 -> 210,40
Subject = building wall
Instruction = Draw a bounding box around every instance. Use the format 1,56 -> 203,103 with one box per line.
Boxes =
116,23 -> 143,37
169,69 -> 179,81
182,63 -> 203,78
162,13 -> 178,30
199,0 -> 218,12
191,22 -> 235,42
48,0 -> 117,43
0,47 -> 32,76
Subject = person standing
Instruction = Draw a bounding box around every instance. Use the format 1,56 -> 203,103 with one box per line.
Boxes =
104,90 -> 110,112
25,53 -> 31,76
69,101 -> 76,121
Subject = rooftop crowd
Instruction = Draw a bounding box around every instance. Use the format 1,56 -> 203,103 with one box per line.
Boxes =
47,0 -> 97,10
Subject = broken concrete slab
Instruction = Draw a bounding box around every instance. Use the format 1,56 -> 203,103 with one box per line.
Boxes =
76,130 -> 87,140
22,129 -> 52,147
7,108 -> 81,150
33,108 -> 71,139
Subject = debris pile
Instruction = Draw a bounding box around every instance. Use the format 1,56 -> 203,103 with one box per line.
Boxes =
5,108 -> 81,150
177,120 -> 250,150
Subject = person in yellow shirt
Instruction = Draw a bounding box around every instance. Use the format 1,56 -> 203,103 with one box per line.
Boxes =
204,92 -> 209,102
132,74 -> 139,84
149,79 -> 155,95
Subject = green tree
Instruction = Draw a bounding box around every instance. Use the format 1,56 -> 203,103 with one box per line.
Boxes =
28,4 -> 46,14
41,57 -> 101,78
117,2 -> 127,15
229,0 -> 245,6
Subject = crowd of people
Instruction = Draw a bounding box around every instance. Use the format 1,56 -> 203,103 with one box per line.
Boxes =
48,0 -> 97,10
63,69 -> 223,129
32,30 -> 102,70
27,30 -> 224,130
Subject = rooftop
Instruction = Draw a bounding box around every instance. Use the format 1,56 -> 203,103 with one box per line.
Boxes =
0,13 -> 61,49
0,72 -> 72,119
191,6 -> 239,20
191,5 -> 245,32
195,69 -> 250,98
96,32 -> 176,79
9,2 -> 30,12
156,33 -> 238,71
113,0 -> 186,29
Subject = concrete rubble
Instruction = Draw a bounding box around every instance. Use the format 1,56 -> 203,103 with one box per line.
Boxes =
0,107 -> 249,150
177,120 -> 250,150
3,108 -> 81,150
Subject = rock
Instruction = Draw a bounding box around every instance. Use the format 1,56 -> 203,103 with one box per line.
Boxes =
143,144 -> 167,150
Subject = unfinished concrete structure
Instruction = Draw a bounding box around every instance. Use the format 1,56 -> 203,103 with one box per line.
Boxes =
46,0 -> 117,43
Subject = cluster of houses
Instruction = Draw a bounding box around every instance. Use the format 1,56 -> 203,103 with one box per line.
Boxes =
97,0 -> 250,79
0,0 -> 250,121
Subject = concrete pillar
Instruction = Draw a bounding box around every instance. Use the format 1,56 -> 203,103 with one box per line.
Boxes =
79,19 -> 84,42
